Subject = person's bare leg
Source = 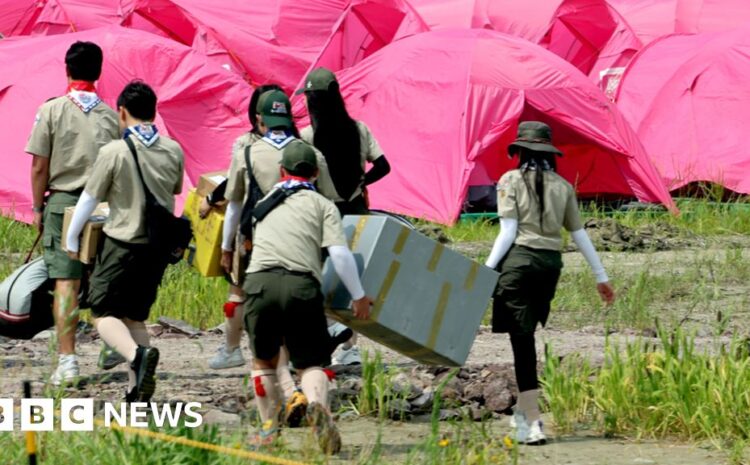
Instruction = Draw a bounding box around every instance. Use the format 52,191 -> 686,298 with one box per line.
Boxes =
252,354 -> 281,432
54,279 -> 80,355
225,286 -> 244,350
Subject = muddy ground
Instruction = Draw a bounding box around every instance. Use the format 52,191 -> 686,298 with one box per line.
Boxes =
1,227 -> 749,464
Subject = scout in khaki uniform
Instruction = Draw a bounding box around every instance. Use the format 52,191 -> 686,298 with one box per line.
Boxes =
25,41 -> 119,385
243,140 -> 372,453
298,67 -> 392,366
484,122 -> 616,445
66,81 -> 184,402
218,88 -> 342,427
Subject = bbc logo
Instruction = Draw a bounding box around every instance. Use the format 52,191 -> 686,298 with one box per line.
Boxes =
0,399 -> 94,431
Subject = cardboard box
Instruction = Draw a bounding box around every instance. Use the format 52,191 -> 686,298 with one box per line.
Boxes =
61,203 -> 109,265
196,171 -> 227,198
322,215 -> 498,366
184,189 -> 225,277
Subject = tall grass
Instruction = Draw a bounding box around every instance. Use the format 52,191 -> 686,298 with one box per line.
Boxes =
541,326 -> 750,454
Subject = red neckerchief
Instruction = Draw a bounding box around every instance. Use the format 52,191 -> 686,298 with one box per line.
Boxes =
67,80 -> 96,92
280,175 -> 311,183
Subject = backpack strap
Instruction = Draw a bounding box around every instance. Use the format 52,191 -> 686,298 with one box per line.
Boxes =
252,185 -> 310,222
125,136 -> 159,207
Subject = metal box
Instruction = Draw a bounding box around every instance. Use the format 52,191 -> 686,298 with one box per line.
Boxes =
322,215 -> 498,366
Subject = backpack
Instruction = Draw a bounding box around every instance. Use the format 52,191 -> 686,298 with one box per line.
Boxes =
0,258 -> 54,340
125,137 -> 192,264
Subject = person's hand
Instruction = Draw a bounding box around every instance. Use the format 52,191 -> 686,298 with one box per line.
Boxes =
67,251 -> 80,261
221,250 -> 234,275
597,282 -> 615,306
33,211 -> 43,232
199,197 -> 212,219
352,296 -> 373,320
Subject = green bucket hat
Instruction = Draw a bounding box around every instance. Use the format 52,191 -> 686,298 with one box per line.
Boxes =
508,121 -> 562,156
281,140 -> 318,172
258,89 -> 293,129
295,67 -> 337,95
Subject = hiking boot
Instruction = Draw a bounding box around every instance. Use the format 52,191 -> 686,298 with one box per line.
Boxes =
248,422 -> 280,449
327,323 -> 353,353
307,402 -> 342,455
130,346 -> 159,402
331,345 -> 361,366
208,345 -> 245,370
98,344 -> 127,371
51,354 -> 79,386
284,389 -> 308,428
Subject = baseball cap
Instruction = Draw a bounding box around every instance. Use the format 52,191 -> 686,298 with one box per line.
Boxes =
295,67 -> 337,95
281,140 -> 318,172
258,89 -> 293,129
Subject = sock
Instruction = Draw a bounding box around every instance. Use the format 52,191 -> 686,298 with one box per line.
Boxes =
276,347 -> 296,399
95,317 -> 138,363
124,319 -> 150,347
518,389 -> 541,423
252,369 -> 281,431
300,367 -> 329,409
224,296 -> 244,351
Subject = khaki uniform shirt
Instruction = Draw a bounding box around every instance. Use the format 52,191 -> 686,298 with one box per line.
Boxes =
497,169 -> 583,251
85,134 -> 184,244
224,133 -> 338,202
248,189 -> 347,282
25,96 -> 119,192
300,120 -> 384,202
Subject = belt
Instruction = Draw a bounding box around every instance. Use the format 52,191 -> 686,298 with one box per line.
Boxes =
48,188 -> 83,196
259,267 -> 313,278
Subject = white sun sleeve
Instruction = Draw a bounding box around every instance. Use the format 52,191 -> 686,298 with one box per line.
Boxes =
484,218 -> 518,269
65,191 -> 98,253
327,245 -> 366,301
570,228 -> 609,283
221,200 -> 241,251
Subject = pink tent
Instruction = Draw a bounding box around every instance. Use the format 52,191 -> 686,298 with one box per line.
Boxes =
409,0 -> 642,95
616,25 -> 750,194
0,26 -> 252,222
325,29 -> 674,223
301,0 -> 429,76
1,0 -> 349,91
609,0 -> 750,45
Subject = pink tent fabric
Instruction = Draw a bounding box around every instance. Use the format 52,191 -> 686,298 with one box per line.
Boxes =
616,25 -> 750,194
609,0 -> 750,45
409,0 -> 642,94
0,0 -> 125,36
325,29 -> 674,223
301,0 -> 429,76
0,26 -> 252,223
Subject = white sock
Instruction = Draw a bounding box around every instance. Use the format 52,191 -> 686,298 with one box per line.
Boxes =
276,347 -> 297,399
95,317 -> 138,363
225,292 -> 244,350
252,369 -> 281,431
518,389 -> 541,423
300,367 -> 329,409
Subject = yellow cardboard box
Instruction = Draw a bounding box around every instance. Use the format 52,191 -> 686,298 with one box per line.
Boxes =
61,203 -> 109,265
184,189 -> 224,277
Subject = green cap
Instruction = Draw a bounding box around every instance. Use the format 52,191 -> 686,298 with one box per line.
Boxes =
281,140 -> 318,172
295,67 -> 337,95
508,121 -> 562,156
258,89 -> 293,129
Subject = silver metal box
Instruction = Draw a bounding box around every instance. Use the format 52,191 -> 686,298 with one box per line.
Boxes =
322,215 -> 498,366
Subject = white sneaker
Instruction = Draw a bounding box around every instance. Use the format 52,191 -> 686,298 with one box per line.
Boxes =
331,345 -> 361,366
511,410 -> 547,445
208,345 -> 245,369
51,354 -> 80,386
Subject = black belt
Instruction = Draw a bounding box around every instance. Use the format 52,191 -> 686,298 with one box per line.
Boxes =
48,188 -> 84,196
260,267 -> 313,278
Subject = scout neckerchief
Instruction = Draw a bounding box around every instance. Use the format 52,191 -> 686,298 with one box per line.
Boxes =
123,123 -> 160,147
262,129 -> 294,150
275,175 -> 317,192
66,80 -> 101,113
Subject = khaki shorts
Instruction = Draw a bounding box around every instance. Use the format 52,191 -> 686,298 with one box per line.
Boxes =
88,236 -> 168,321
43,192 -> 83,280
243,269 -> 332,369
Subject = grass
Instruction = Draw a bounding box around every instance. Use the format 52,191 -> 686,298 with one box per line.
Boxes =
541,326 -> 750,459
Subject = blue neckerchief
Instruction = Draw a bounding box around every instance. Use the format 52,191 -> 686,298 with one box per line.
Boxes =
262,130 -> 294,150
273,179 -> 317,191
67,90 -> 101,113
123,123 -> 160,147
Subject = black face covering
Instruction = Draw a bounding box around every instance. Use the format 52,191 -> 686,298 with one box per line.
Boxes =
307,89 -> 362,201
